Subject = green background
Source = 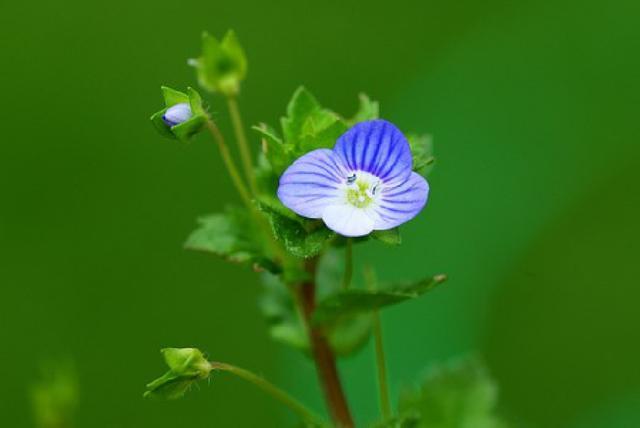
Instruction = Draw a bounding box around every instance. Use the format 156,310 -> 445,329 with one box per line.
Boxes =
2,0 -> 639,426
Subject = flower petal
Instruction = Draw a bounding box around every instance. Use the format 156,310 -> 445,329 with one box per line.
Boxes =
374,172 -> 429,230
322,204 -> 375,237
277,149 -> 347,218
334,119 -> 413,184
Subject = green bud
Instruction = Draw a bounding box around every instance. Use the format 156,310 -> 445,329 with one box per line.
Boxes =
150,86 -> 207,143
189,30 -> 247,96
144,348 -> 212,400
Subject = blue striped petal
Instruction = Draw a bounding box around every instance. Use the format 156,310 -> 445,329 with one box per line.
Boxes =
334,119 -> 413,185
374,172 -> 429,230
277,149 -> 347,218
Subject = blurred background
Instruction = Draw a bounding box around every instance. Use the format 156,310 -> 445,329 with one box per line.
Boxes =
1,0 -> 639,426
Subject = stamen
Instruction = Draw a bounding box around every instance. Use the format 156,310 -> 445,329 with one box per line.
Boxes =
347,173 -> 357,185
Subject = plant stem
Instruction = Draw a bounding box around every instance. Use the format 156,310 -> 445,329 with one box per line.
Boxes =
226,96 -> 258,194
298,258 -> 354,427
372,312 -> 391,419
365,266 -> 392,419
341,239 -> 353,290
210,361 -> 325,427
205,119 -> 253,207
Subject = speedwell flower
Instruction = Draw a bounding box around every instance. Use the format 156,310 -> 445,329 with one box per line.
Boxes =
277,119 -> 429,237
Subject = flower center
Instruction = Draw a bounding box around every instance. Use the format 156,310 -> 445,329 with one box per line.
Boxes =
344,172 -> 382,208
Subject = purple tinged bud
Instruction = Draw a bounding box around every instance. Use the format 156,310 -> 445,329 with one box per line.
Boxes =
162,103 -> 193,127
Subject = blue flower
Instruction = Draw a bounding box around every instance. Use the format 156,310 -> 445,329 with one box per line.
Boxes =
277,120 -> 429,237
162,103 -> 193,127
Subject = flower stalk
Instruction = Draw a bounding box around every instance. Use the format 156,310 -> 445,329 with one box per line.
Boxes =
210,361 -> 325,427
205,118 -> 253,207
226,96 -> 258,194
341,239 -> 353,290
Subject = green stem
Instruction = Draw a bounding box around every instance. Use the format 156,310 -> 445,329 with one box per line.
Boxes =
365,266 -> 392,419
372,311 -> 391,419
226,96 -> 258,194
210,361 -> 326,427
205,119 -> 253,207
341,239 -> 353,290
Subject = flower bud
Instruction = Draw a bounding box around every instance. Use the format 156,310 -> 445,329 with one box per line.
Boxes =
162,103 -> 193,127
144,347 -> 212,400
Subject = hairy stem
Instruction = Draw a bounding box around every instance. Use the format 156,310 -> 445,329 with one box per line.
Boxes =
298,258 -> 354,427
341,239 -> 353,290
210,361 -> 325,427
205,119 -> 252,207
226,96 -> 258,194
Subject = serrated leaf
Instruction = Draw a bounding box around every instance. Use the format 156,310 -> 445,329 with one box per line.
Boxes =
350,93 -> 380,125
257,200 -> 335,258
253,124 -> 294,175
407,134 -> 435,177
281,87 -> 322,144
371,228 -> 401,245
184,207 -> 277,272
299,115 -> 348,152
397,357 -> 508,428
313,274 -> 447,326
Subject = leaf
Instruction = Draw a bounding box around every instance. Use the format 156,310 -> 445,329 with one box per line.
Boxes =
184,206 -> 277,272
316,249 -> 372,355
253,124 -> 293,175
281,87 -> 349,155
281,87 -> 322,144
313,274 -> 447,326
371,228 -> 401,245
350,93 -> 380,125
257,200 -> 335,258
407,133 -> 435,177
397,357 -> 508,428
259,250 -> 371,357
259,272 -> 309,351
371,414 -> 421,428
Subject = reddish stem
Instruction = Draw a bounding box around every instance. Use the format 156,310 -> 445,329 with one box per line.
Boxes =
298,258 -> 354,428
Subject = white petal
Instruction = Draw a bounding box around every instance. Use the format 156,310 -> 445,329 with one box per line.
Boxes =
322,204 -> 375,237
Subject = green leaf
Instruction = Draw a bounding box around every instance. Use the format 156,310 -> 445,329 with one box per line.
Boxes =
253,124 -> 294,175
144,348 -> 212,400
313,274 -> 447,326
315,249 -> 372,355
192,30 -> 247,96
259,272 -> 309,351
371,228 -> 401,245
259,250 -> 371,357
371,414 -> 421,428
184,206 -> 277,272
407,133 -> 435,177
397,357 -> 508,428
281,86 -> 349,154
350,93 -> 380,125
281,87 -> 322,144
257,200 -> 335,258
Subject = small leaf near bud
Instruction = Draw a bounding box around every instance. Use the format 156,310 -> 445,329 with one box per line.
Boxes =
144,348 -> 212,400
